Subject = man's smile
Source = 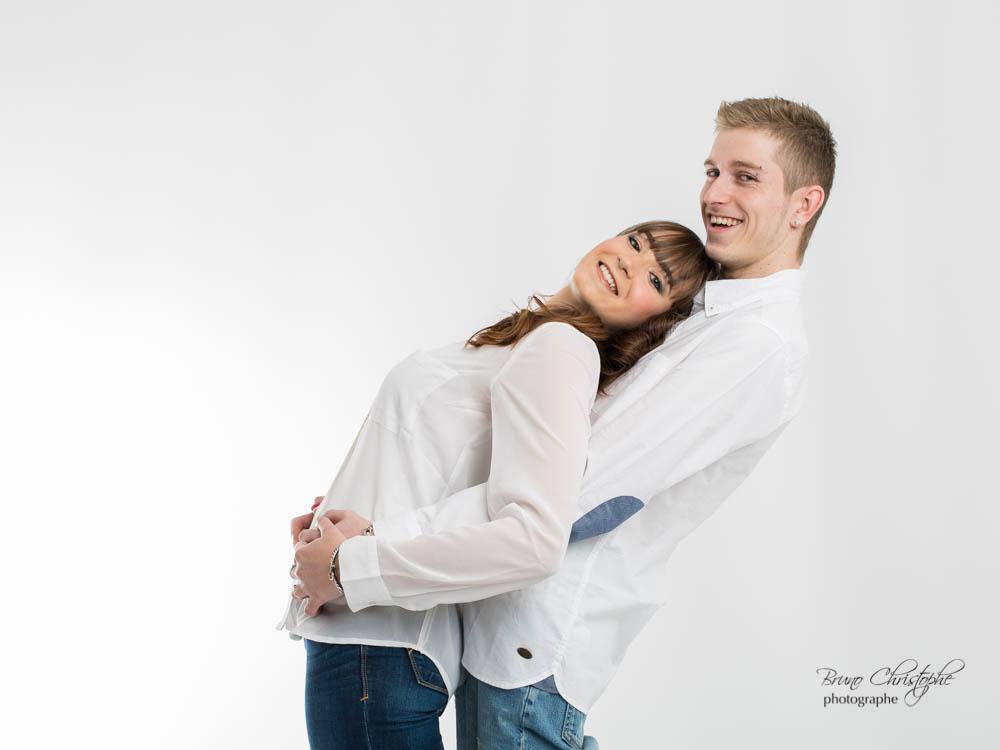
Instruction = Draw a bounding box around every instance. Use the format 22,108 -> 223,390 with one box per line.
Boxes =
706,213 -> 744,233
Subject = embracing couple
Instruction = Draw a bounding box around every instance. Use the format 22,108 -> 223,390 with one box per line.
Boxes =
279,96 -> 836,749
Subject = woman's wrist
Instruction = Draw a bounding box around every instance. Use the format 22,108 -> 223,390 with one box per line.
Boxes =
326,524 -> 373,596
329,545 -> 344,595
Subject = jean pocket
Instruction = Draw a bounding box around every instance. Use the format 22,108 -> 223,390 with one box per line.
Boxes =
561,703 -> 586,749
407,648 -> 449,696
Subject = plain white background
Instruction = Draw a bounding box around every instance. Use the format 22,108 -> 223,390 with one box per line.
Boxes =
2,1 -> 997,747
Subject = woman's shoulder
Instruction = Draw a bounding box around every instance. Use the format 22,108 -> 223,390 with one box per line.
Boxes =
522,320 -> 598,352
507,321 -> 601,380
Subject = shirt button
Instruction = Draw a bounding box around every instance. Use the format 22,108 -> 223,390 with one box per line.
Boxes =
517,647 -> 533,659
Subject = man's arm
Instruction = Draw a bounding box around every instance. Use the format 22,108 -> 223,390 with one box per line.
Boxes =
576,321 -> 792,517
306,317 -> 793,613
369,318 -> 792,546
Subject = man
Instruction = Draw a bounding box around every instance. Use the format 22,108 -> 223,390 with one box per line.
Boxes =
292,96 -> 835,748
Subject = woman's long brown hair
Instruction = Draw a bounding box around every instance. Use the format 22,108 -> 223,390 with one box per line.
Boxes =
464,221 -> 720,397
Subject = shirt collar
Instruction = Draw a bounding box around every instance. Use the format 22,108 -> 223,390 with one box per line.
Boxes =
690,268 -> 806,317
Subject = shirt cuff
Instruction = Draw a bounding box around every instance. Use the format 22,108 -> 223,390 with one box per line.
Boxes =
338,536 -> 393,611
372,511 -> 423,541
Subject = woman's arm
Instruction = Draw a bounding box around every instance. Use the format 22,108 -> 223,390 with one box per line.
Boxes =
332,321 -> 600,612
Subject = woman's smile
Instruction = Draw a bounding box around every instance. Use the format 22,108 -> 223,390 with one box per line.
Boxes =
597,261 -> 618,295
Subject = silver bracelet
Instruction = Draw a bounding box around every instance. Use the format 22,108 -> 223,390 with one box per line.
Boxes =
329,545 -> 344,594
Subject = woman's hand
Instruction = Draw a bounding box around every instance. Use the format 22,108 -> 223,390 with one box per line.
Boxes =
287,498 -> 373,615
289,500 -> 372,549
290,496 -> 325,543
293,514 -> 348,616
319,508 -> 374,540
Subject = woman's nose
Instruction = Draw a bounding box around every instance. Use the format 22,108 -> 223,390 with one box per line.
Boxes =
618,255 -> 630,278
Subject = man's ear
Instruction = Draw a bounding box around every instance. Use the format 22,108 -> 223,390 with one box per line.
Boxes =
793,184 -> 825,226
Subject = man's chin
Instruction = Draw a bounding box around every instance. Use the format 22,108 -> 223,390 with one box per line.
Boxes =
704,239 -> 734,264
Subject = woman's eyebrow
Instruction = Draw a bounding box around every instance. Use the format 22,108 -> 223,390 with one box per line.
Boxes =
648,246 -> 675,286
636,230 -> 673,286
638,230 -> 654,247
660,263 -> 675,287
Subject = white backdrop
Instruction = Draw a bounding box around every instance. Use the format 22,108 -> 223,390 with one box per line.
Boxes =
2,1 -> 997,748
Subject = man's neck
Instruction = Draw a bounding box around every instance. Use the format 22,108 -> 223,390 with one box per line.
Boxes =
721,245 -> 802,280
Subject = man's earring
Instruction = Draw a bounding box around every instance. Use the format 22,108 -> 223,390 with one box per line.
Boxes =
794,218 -> 802,226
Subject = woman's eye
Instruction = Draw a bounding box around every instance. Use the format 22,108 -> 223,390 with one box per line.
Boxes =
650,273 -> 662,292
629,235 -> 640,251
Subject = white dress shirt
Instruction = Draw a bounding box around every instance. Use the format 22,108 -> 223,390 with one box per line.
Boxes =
278,321 -> 601,695
335,268 -> 809,713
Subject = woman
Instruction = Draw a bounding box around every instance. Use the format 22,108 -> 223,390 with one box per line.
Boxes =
279,220 -> 718,749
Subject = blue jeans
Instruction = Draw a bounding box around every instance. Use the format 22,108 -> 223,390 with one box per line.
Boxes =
304,640 -> 449,750
456,673 -> 599,750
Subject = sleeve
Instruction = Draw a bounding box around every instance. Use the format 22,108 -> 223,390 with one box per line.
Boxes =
337,322 -> 600,611
575,319 -> 793,516
372,483 -> 489,541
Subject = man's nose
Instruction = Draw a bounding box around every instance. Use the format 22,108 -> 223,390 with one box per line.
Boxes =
702,178 -> 730,206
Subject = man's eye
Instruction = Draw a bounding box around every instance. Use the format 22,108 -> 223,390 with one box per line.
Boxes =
650,272 -> 662,292
706,169 -> 719,178
629,235 -> 640,251
738,172 -> 759,182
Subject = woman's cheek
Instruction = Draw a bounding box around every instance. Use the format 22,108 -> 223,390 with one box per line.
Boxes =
632,294 -> 660,320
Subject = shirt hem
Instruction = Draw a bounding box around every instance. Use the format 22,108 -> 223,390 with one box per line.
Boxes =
459,658 -> 590,714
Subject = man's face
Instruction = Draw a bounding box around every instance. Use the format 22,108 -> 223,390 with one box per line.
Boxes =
700,128 -> 798,278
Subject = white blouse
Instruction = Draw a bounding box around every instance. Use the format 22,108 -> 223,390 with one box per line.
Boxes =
277,321 -> 601,695
331,269 -> 809,713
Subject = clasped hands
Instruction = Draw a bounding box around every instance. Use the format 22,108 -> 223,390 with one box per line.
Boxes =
289,496 -> 374,616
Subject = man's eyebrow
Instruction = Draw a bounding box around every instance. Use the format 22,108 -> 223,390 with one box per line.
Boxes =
702,158 -> 766,172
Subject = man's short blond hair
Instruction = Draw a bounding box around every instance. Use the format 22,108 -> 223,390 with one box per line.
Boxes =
716,97 -> 836,256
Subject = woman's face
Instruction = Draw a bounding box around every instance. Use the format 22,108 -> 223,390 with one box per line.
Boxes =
569,232 -> 677,330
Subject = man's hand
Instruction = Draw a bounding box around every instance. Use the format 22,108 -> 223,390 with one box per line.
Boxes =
293,515 -> 348,616
319,508 -> 373,541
